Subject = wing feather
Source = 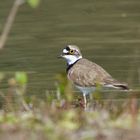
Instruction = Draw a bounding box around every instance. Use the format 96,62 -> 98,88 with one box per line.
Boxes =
68,58 -> 114,87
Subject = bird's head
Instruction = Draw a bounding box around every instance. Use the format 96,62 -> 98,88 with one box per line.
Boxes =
59,45 -> 82,65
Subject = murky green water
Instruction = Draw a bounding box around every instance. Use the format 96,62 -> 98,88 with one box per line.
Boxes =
0,0 -> 140,96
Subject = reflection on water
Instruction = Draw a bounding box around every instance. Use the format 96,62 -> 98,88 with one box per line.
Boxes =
0,0 -> 140,96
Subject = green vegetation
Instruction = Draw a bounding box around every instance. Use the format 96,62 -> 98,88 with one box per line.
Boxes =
0,73 -> 139,140
27,0 -> 40,8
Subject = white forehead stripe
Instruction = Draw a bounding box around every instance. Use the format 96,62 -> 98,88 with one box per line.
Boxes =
63,48 -> 68,53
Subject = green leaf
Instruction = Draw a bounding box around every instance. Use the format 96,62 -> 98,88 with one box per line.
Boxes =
15,72 -> 28,86
27,0 -> 40,8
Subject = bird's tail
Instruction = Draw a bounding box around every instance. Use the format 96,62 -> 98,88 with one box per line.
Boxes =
104,77 -> 129,90
113,83 -> 129,90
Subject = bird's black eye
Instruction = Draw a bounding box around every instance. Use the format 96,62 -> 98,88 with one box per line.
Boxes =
70,49 -> 74,54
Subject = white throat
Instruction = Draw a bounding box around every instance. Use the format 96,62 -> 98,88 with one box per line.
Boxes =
64,55 -> 82,65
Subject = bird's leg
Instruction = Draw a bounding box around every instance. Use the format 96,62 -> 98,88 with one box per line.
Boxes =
83,93 -> 87,110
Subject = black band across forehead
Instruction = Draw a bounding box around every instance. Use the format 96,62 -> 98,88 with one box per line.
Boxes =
65,46 -> 70,51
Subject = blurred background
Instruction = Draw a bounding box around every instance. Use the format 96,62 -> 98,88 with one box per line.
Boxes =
0,1 -> 140,140
0,0 -> 140,95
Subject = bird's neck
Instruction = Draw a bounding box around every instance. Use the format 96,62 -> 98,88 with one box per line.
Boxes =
66,56 -> 82,66
66,58 -> 81,72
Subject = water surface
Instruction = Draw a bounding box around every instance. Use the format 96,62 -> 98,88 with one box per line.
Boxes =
0,0 -> 140,97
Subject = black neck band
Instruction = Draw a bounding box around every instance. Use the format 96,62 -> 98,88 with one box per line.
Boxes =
66,59 -> 80,73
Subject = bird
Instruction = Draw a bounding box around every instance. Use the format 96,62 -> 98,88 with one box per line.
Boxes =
59,45 -> 129,109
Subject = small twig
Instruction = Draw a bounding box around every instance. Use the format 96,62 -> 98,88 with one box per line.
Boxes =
0,0 -> 25,49
22,99 -> 31,111
130,93 -> 138,127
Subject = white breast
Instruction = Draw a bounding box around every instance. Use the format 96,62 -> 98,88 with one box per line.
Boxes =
76,85 -> 96,95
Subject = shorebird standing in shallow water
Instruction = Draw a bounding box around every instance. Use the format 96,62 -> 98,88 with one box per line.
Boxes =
59,45 -> 128,109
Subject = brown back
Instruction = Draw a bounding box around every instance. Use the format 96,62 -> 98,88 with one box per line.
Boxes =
67,58 -> 123,87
